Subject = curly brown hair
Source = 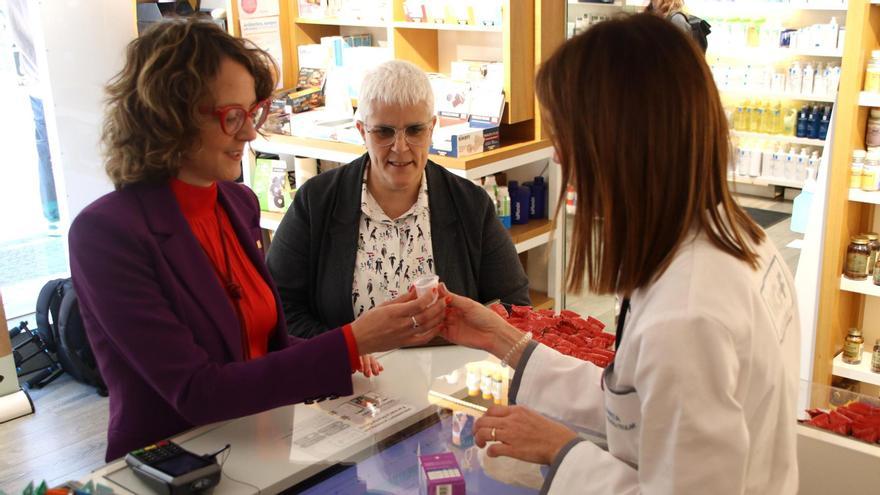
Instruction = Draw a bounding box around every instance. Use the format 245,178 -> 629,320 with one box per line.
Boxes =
103,17 -> 276,189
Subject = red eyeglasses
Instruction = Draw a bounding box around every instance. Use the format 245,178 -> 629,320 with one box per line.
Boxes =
202,99 -> 271,136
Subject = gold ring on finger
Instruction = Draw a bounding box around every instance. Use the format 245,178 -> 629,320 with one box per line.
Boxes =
491,427 -> 497,441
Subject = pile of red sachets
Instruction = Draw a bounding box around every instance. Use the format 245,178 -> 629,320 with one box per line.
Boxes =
490,304 -> 616,368
804,401 -> 880,444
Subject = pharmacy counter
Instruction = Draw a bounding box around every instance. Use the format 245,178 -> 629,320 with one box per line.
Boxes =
84,345 -> 880,494
84,345 -> 542,494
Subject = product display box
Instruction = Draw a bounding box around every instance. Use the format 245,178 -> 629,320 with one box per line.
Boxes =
252,156 -> 294,213
429,66 -> 505,158
418,452 -> 466,495
799,380 -> 880,447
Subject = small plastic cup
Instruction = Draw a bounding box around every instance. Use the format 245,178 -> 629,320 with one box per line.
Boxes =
413,274 -> 439,304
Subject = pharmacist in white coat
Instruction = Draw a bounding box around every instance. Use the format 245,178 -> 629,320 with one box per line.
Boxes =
438,14 -> 800,495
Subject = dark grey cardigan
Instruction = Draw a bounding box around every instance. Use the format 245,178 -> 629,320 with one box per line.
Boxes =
266,153 -> 530,338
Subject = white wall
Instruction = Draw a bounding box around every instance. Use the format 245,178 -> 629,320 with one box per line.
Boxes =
34,0 -> 136,222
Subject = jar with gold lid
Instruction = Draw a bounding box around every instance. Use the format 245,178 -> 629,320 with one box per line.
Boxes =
843,328 -> 864,365
845,236 -> 871,280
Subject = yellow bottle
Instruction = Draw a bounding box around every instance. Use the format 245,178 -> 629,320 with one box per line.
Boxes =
742,99 -> 752,132
750,99 -> 763,132
772,102 -> 783,134
761,100 -> 773,134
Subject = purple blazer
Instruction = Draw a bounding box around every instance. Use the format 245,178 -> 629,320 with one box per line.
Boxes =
69,181 -> 353,461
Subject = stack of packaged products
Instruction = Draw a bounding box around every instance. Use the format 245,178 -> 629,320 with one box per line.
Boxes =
711,60 -> 841,97
728,100 -> 832,140
403,0 -> 503,26
731,140 -> 822,184
474,175 -> 547,229
297,0 -> 389,22
707,16 -> 843,52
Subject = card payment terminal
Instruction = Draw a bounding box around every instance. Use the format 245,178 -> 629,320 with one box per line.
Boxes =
125,440 -> 221,495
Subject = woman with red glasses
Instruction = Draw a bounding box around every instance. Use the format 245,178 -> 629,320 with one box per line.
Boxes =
68,18 -> 446,462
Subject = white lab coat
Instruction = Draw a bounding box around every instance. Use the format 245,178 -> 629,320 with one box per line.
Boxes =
513,231 -> 800,494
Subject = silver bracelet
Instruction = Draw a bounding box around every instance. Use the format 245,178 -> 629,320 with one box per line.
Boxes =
501,331 -> 532,368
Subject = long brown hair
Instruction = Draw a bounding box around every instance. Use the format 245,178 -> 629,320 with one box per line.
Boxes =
103,17 -> 276,189
536,14 -> 764,296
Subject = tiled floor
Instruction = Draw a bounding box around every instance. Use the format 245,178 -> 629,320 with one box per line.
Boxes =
564,192 -> 802,327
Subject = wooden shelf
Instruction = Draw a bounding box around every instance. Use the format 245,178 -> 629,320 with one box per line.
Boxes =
261,214 -> 553,257
858,91 -> 880,107
839,275 -> 880,297
730,130 -> 826,147
848,189 -> 880,204
529,290 -> 555,311
260,211 -> 285,231
832,351 -> 880,386
251,133 -> 553,180
295,17 -> 388,28
392,21 -> 502,33
509,219 -> 554,253
720,89 -> 836,103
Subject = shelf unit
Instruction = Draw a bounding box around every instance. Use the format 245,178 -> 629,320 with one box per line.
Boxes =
265,0 -> 536,124
259,212 -> 554,255
858,90 -> 880,106
230,0 -> 567,311
730,129 -> 827,146
849,189 -> 880,204
839,275 -> 880,297
248,134 -> 555,181
814,0 -> 880,390
832,352 -> 880,385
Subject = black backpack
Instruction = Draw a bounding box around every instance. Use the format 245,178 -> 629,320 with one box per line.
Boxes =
670,12 -> 711,53
36,278 -> 107,396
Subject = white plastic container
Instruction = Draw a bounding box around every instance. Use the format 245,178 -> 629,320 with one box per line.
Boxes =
413,274 -> 439,303
749,141 -> 763,177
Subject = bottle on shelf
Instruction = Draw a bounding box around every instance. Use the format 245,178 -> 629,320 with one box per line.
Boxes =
862,150 -> 880,192
783,107 -> 797,136
497,186 -> 511,229
750,100 -> 763,132
802,63 -> 815,96
796,106 -> 808,138
871,339 -> 880,373
808,150 -> 820,182
850,150 -> 866,189
749,140 -> 763,177
866,108 -> 880,148
760,101 -> 773,134
772,102 -> 783,134
787,61 -> 803,94
865,50 -> 880,93
818,106 -> 830,141
526,176 -> 547,220
842,327 -> 864,365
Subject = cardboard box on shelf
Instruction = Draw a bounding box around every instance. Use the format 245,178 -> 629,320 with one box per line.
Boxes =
429,68 -> 505,158
252,157 -> 294,212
